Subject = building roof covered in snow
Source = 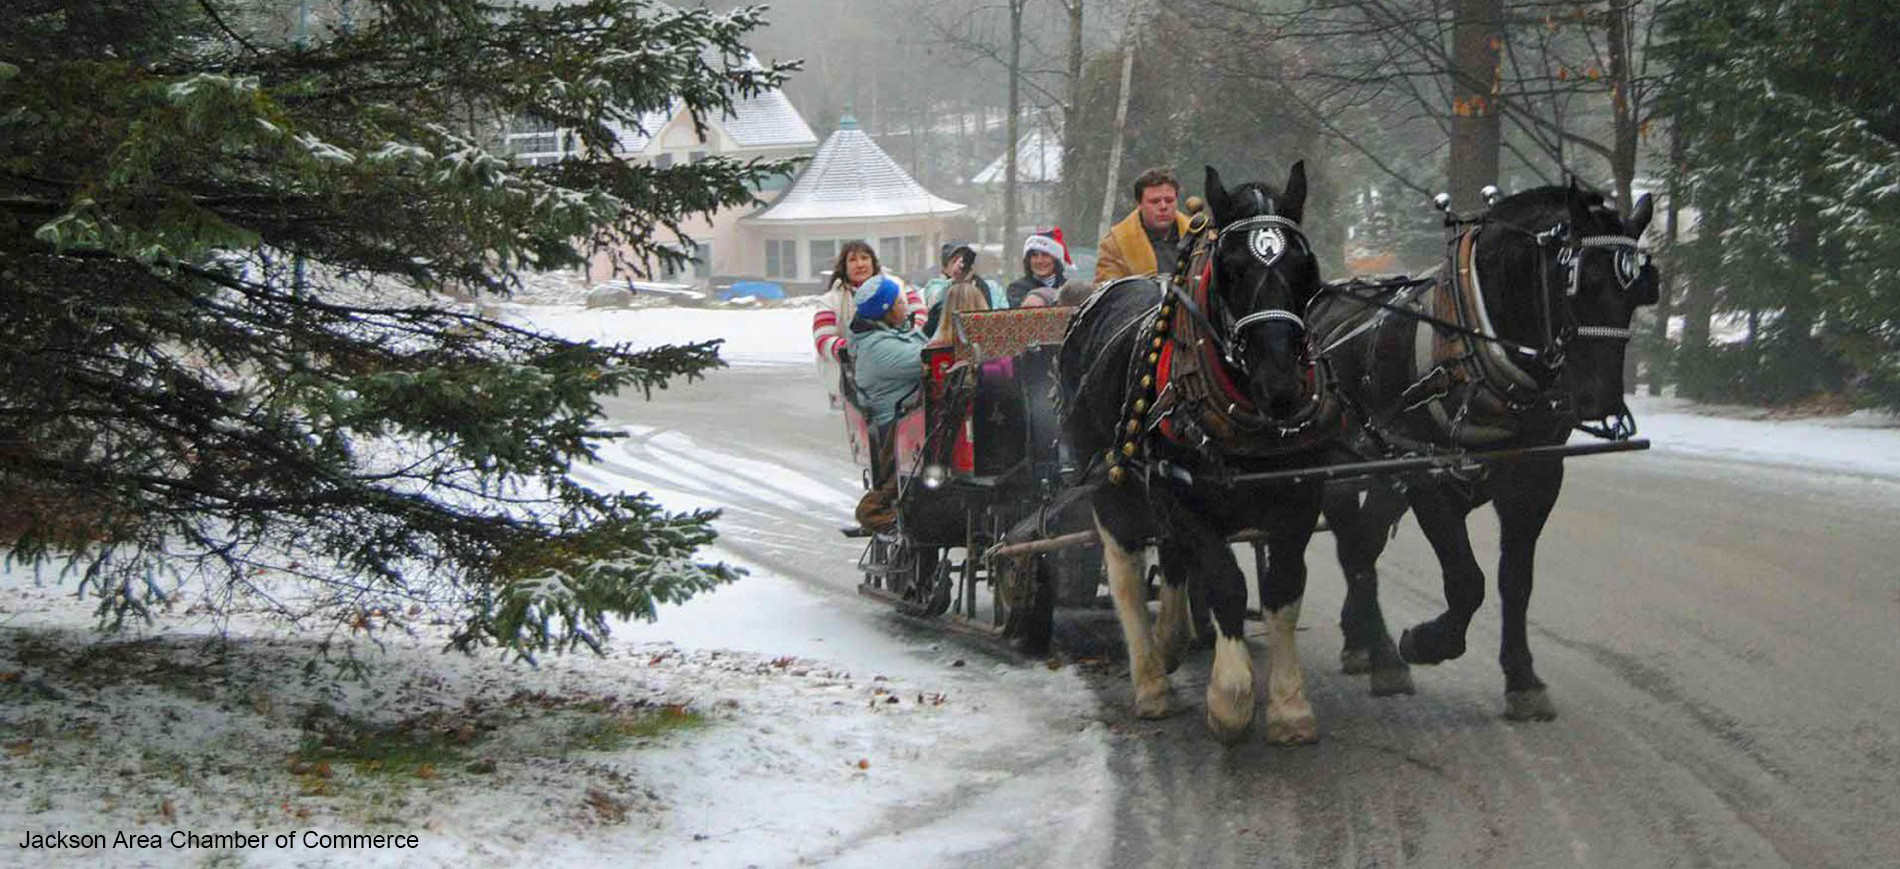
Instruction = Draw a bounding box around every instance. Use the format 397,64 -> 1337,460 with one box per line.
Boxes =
971,126 -> 1063,186
747,115 -> 966,223
603,87 -> 817,155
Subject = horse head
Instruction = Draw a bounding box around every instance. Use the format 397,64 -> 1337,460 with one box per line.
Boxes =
1478,181 -> 1658,434
1202,162 -> 1322,421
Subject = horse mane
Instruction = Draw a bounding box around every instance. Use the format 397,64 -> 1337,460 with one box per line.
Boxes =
1485,184 -> 1612,232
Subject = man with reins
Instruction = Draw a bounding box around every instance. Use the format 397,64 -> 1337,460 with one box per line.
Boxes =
1095,167 -> 1194,284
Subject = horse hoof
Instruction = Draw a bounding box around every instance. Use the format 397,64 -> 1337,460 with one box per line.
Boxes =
1134,681 -> 1176,719
1265,713 -> 1320,746
1504,688 -> 1557,721
1369,666 -> 1416,697
1397,628 -> 1423,664
1339,648 -> 1372,675
1204,697 -> 1255,744
1398,627 -> 1462,665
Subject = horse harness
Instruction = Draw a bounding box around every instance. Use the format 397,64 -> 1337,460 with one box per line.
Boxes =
1315,215 -> 1652,446
1091,211 -> 1341,487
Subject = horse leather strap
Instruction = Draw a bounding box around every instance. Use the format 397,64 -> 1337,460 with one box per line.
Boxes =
1143,242 -> 1336,457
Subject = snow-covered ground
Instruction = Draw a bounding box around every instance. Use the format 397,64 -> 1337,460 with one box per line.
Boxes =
5,302 -> 1897,869
0,454 -> 1113,868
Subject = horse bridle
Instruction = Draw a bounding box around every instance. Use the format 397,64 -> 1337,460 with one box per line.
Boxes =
1483,217 -> 1653,438
1488,219 -> 1652,372
1205,213 -> 1314,368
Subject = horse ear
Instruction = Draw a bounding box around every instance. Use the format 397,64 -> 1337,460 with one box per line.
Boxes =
1566,176 -> 1593,228
1205,165 -> 1232,225
1625,193 -> 1655,238
1282,160 -> 1307,224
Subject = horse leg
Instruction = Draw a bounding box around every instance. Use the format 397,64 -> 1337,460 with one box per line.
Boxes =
1493,461 -> 1563,721
1258,483 -> 1323,745
1153,542 -> 1193,674
1397,483 -> 1485,666
1095,511 -> 1174,718
1325,482 -> 1415,696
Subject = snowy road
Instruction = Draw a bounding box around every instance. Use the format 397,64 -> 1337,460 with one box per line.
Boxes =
596,335 -> 1900,869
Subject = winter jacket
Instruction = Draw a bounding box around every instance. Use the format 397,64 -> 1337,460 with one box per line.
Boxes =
848,318 -> 929,427
1006,270 -> 1064,309
811,273 -> 925,363
1094,210 -> 1193,284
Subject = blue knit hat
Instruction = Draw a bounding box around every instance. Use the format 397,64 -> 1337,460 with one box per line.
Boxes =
854,276 -> 900,321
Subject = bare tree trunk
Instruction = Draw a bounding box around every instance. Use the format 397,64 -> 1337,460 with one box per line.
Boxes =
1060,0 -> 1085,237
1605,0 -> 1638,210
1004,0 -> 1026,251
1449,0 -> 1502,211
1098,35 -> 1137,241
1678,200 -> 1724,401
1647,116 -> 1684,396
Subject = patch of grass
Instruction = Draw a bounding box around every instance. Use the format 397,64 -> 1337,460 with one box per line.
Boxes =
293,726 -> 466,783
568,705 -> 704,753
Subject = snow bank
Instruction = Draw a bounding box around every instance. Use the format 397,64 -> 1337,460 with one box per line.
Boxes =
1629,394 -> 1900,482
515,305 -> 816,369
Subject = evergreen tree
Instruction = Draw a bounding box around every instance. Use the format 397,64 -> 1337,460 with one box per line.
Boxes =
1660,0 -> 1900,407
0,0 -> 799,657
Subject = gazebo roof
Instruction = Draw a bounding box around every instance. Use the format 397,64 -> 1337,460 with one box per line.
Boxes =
747,115 -> 965,223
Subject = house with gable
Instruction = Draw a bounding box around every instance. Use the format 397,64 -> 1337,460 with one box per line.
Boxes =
504,75 -> 821,291
506,93 -> 969,294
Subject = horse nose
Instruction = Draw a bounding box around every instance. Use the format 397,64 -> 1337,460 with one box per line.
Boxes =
1266,383 -> 1304,419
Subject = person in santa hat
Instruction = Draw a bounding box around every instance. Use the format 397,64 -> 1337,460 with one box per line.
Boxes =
1008,228 -> 1073,308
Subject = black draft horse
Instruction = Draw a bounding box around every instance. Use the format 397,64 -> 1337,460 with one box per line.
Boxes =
1059,164 -> 1335,743
1308,181 -> 1658,719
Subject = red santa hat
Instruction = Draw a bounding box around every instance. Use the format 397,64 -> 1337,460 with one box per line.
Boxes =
1022,228 -> 1072,266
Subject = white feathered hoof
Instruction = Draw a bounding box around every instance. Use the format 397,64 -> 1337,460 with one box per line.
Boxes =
1133,675 -> 1176,719
1504,687 -> 1557,721
1265,709 -> 1320,745
1339,648 -> 1372,675
1203,635 -> 1255,743
1204,681 -> 1255,744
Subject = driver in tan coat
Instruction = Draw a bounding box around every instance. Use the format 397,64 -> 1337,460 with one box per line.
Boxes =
1095,167 -> 1194,283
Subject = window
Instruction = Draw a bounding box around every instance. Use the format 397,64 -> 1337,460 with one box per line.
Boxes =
508,114 -> 561,162
693,242 -> 711,280
879,237 -> 902,274
689,150 -> 708,164
809,239 -> 840,279
653,153 -> 674,169
904,235 -> 924,274
765,239 -> 796,279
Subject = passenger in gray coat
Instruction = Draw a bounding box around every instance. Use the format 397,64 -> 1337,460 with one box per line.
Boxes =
847,276 -> 927,531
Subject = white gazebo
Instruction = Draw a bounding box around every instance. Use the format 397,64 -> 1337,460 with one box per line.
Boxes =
742,114 -> 967,288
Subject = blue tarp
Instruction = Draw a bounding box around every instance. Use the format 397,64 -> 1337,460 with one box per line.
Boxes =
721,280 -> 785,300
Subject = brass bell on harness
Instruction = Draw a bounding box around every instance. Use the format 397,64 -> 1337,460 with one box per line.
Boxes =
1151,337 -> 1164,350
1121,441 -> 1137,458
1153,319 -> 1170,334
1108,465 -> 1127,486
1134,398 -> 1148,413
1140,374 -> 1153,389
1184,196 -> 1205,215
1147,352 -> 1159,366
1125,419 -> 1140,435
